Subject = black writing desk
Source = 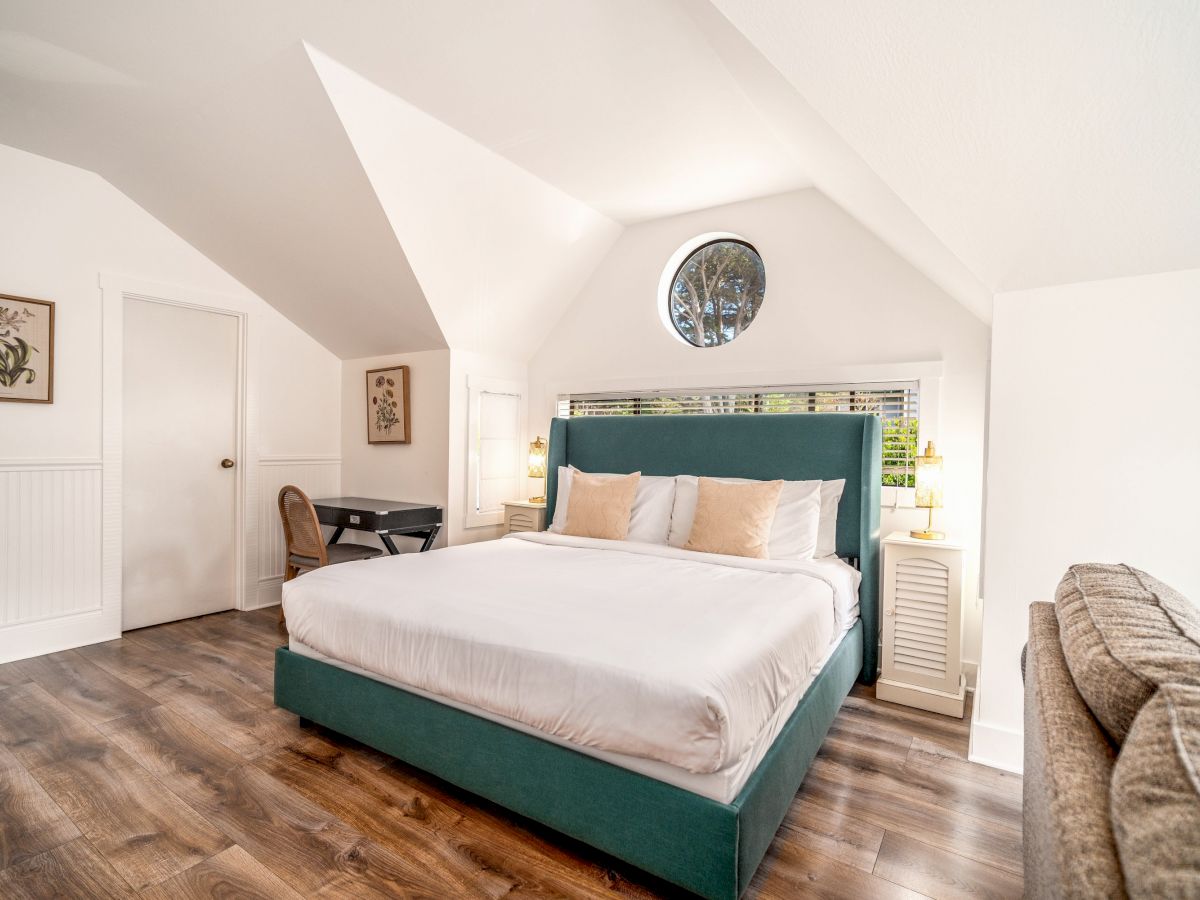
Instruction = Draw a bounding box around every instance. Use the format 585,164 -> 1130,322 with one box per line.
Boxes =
312,497 -> 443,554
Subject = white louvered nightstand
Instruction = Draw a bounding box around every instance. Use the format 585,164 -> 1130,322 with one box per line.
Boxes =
502,501 -> 547,534
876,531 -> 966,717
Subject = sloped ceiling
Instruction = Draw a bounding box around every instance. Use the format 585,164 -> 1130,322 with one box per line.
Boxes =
105,43 -> 447,358
309,47 -> 621,359
711,0 -> 1200,293
1,0 -> 1195,352
0,0 -> 815,358
678,0 -> 993,321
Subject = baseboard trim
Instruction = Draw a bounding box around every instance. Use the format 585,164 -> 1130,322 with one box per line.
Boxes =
877,676 -> 966,718
961,658 -> 979,691
253,576 -> 284,610
968,716 -> 1023,774
0,607 -> 119,664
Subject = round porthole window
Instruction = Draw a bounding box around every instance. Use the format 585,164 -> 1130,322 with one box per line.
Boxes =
665,238 -> 765,347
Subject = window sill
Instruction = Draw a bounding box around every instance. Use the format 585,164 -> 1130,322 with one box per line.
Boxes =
463,510 -> 505,529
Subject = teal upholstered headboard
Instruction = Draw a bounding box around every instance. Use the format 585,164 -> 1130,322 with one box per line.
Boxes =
546,414 -> 881,684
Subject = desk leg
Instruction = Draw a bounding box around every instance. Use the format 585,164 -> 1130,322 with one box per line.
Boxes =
379,533 -> 401,555
328,527 -> 344,546
420,524 -> 441,552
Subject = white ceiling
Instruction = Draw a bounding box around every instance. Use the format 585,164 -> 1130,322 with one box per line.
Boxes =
105,42 -> 448,359
0,0 -> 816,356
0,0 -> 1196,354
0,0 -> 814,221
310,46 -> 622,359
712,0 -> 1200,293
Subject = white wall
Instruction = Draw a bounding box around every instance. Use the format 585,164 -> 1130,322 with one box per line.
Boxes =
529,187 -> 991,676
337,348 -> 529,550
339,350 -> 452,553
974,267 -> 1200,772
0,144 -> 341,659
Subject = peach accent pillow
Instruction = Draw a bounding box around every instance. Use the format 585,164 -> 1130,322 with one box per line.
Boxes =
684,477 -> 784,559
562,471 -> 641,540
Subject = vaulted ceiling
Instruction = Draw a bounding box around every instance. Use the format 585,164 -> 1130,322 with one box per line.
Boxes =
712,0 -> 1200,293
0,0 -> 1195,357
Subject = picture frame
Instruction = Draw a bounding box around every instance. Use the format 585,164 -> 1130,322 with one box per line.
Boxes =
366,365 -> 411,444
0,293 -> 54,404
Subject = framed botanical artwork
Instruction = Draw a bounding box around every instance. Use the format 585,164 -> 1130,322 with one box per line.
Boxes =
0,293 -> 54,404
366,365 -> 411,444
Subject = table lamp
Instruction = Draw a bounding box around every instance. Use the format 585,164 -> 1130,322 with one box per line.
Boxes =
910,440 -> 945,540
527,436 -> 548,504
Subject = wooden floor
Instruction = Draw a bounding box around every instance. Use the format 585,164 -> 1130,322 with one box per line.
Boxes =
0,608 -> 1023,899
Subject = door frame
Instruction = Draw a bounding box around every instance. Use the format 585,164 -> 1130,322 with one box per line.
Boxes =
101,275 -> 259,629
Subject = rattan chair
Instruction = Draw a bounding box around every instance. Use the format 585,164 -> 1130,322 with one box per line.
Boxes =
277,485 -> 382,623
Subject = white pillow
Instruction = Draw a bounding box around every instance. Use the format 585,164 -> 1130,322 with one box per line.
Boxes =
816,479 -> 846,558
549,467 -> 676,544
667,475 -> 822,560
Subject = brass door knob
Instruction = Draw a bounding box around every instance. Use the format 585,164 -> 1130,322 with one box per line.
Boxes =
221,458 -> 236,469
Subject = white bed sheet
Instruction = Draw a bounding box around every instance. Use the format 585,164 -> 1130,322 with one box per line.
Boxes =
282,532 -> 860,776
289,621 -> 855,803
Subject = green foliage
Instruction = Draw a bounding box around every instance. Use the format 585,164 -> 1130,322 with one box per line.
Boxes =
669,242 -> 765,347
0,335 -> 37,388
882,417 -> 918,488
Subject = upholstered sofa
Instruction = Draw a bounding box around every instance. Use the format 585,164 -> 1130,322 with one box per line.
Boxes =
1023,564 -> 1200,899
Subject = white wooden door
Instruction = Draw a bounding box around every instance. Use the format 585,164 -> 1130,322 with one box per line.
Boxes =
122,298 -> 239,630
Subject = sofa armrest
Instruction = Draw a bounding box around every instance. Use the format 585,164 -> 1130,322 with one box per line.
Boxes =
1024,602 -> 1126,899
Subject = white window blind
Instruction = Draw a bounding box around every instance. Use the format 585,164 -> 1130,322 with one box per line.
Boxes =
466,376 -> 525,527
477,391 -> 521,512
557,382 -> 920,487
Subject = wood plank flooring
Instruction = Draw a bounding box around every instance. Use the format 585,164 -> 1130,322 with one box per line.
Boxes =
0,608 -> 1023,898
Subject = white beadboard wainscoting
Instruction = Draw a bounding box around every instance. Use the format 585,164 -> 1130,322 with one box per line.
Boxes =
256,456 -> 341,608
0,459 -> 112,663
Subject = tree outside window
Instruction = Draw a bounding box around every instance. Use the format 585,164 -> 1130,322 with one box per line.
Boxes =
668,240 -> 765,347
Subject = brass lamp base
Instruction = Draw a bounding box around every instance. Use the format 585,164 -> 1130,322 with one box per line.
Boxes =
525,472 -> 544,508
909,529 -> 945,540
910,506 -> 944,540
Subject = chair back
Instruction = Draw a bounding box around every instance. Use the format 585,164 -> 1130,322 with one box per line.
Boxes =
278,485 -> 328,567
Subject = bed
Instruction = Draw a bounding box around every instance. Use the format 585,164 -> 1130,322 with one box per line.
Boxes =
274,413 -> 881,899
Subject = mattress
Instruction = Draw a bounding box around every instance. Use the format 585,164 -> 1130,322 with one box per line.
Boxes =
289,621 -> 855,803
282,532 -> 860,782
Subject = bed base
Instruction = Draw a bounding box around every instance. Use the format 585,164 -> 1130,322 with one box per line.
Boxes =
274,620 -> 862,900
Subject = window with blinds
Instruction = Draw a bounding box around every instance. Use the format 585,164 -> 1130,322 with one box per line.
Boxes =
466,376 -> 526,527
475,390 -> 522,513
557,382 -> 920,487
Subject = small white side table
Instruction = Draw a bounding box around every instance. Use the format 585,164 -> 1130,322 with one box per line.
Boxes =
502,500 -> 547,534
876,530 -> 967,717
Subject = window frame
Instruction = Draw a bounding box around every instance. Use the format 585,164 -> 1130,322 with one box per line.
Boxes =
464,375 -> 527,528
662,235 -> 765,348
549,368 -> 941,509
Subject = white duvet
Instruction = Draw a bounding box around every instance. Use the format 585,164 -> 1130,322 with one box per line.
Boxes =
282,532 -> 855,774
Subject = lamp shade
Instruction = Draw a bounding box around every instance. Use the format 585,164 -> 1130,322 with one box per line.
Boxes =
914,441 -> 943,509
527,435 -> 548,478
